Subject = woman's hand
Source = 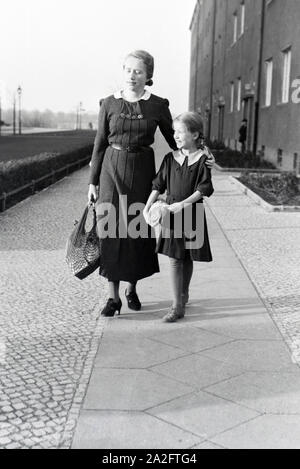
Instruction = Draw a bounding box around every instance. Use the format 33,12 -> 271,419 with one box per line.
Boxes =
168,202 -> 184,214
88,184 -> 98,203
204,149 -> 215,169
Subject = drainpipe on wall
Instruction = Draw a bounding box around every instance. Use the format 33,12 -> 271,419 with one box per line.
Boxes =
193,1 -> 201,110
208,0 -> 217,141
253,0 -> 266,155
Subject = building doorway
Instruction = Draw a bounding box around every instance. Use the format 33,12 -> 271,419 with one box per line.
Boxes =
218,105 -> 225,142
243,97 -> 254,151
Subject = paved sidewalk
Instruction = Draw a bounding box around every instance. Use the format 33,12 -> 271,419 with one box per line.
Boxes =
1,163 -> 300,449
206,173 -> 300,365
71,171 -> 300,449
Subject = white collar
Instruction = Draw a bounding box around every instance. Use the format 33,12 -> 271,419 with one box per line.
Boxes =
114,89 -> 151,101
173,149 -> 207,167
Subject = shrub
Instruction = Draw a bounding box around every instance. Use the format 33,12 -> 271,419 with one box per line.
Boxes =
0,145 -> 93,194
205,139 -> 226,151
239,172 -> 300,205
214,148 -> 276,169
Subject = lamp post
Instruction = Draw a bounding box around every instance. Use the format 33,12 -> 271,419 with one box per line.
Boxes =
13,95 -> 16,135
17,85 -> 22,135
79,101 -> 85,130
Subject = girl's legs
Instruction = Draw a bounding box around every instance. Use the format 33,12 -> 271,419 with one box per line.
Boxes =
182,258 -> 193,304
163,257 -> 184,322
169,258 -> 184,308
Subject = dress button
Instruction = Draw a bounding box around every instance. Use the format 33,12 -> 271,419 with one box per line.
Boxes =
138,114 -> 143,119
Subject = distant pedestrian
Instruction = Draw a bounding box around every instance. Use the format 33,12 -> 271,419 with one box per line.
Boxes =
144,112 -> 214,323
239,119 -> 247,153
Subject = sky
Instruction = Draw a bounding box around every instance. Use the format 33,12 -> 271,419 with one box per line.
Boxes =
1,0 -> 196,115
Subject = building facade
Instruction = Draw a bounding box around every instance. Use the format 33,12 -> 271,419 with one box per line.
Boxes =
189,0 -> 300,171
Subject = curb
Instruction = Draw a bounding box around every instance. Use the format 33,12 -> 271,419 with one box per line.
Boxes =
215,163 -> 281,174
229,176 -> 300,212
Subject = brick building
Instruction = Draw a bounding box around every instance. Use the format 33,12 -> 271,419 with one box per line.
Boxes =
189,0 -> 300,171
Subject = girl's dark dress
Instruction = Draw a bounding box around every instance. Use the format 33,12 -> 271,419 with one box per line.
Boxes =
152,151 -> 214,261
89,92 -> 177,282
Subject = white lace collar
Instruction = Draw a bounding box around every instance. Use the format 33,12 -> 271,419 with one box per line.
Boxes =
173,149 -> 207,167
114,89 -> 151,101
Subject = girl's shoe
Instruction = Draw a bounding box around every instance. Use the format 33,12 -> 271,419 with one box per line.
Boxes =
101,298 -> 122,317
125,290 -> 141,311
163,306 -> 184,323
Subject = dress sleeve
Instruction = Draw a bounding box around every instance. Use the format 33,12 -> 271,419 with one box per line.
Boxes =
158,99 -> 177,151
152,154 -> 169,194
196,157 -> 214,197
89,100 -> 110,185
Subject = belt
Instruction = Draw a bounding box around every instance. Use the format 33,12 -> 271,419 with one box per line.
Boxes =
110,143 -> 150,152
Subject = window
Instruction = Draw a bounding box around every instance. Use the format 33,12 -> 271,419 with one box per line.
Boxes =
240,2 -> 245,35
233,13 -> 238,43
230,82 -> 234,112
265,59 -> 273,106
282,48 -> 291,103
237,78 -> 241,111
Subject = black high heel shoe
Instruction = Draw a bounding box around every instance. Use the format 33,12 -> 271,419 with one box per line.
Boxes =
101,298 -> 122,317
125,289 -> 141,311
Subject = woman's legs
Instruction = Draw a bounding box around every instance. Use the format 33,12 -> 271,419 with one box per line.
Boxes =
126,281 -> 137,294
108,281 -> 120,301
101,280 -> 121,316
125,281 -> 141,310
108,281 -> 137,299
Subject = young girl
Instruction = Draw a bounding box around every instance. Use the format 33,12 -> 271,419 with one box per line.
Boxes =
143,112 -> 214,322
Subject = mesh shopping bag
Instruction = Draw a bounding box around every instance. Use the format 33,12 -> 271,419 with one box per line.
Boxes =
65,203 -> 101,279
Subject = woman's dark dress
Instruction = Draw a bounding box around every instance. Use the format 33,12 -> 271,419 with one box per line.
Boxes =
89,93 -> 177,282
152,151 -> 214,261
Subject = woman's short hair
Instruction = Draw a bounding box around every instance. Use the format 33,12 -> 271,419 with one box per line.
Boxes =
124,50 -> 154,86
174,112 -> 204,148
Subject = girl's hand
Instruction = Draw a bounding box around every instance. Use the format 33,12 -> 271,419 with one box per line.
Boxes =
88,184 -> 98,203
168,202 -> 184,214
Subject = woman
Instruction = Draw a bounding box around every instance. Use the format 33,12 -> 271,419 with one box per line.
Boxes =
88,50 -> 213,317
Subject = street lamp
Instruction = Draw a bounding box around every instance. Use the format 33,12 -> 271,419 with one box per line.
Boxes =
17,85 -> 22,135
79,101 -> 85,130
13,94 -> 16,135
76,102 -> 85,130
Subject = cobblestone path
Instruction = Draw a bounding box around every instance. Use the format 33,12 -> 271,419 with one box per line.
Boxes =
0,168 -> 107,448
207,173 -> 300,365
